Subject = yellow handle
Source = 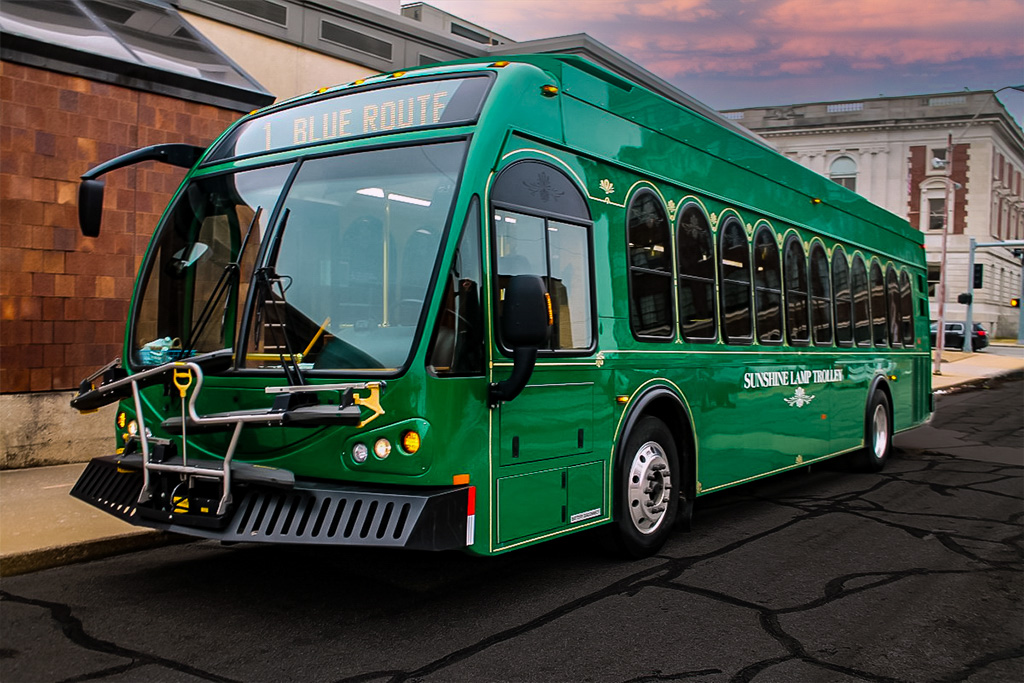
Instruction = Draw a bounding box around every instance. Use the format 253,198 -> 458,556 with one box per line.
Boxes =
172,366 -> 193,399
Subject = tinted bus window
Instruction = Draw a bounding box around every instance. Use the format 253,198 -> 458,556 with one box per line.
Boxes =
627,192 -> 673,339
899,270 -> 915,346
784,236 -> 809,345
753,226 -> 782,343
719,219 -> 752,343
810,243 -> 833,346
852,256 -> 871,346
886,265 -> 901,347
677,206 -> 716,341
429,198 -> 483,375
870,260 -> 888,346
832,248 -> 853,346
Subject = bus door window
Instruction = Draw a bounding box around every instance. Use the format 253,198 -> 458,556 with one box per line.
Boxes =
677,206 -> 717,341
490,160 -> 593,353
869,260 -> 889,347
851,256 -> 872,346
886,265 -> 901,347
783,236 -> 810,345
719,219 -> 753,343
832,248 -> 853,346
494,209 -> 592,351
899,271 -> 915,346
428,197 -> 483,375
810,243 -> 833,346
627,191 -> 674,339
753,226 -> 782,344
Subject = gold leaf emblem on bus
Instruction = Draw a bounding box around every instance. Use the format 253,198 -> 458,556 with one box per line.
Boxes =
667,199 -> 677,221
599,178 -> 615,195
784,387 -> 815,408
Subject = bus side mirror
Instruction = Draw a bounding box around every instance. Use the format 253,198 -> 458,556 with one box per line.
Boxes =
489,275 -> 550,407
78,179 -> 105,237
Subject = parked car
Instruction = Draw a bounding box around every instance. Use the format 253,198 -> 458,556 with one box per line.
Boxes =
930,321 -> 989,350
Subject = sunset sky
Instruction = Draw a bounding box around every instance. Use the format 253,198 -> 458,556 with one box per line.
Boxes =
418,0 -> 1024,124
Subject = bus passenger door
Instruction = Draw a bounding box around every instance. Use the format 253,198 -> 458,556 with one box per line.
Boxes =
487,159 -> 602,547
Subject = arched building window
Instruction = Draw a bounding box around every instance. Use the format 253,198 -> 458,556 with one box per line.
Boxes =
829,156 -> 857,192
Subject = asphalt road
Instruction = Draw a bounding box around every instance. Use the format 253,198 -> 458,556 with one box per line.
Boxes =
2,378 -> 1021,683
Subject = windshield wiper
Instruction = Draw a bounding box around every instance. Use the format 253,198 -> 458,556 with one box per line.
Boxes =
250,209 -> 306,387
253,265 -> 306,387
183,207 -> 262,355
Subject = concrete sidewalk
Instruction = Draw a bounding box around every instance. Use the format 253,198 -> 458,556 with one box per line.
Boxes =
2,347 -> 1022,577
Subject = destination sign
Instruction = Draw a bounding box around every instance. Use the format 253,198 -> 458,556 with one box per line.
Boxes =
209,77 -> 489,161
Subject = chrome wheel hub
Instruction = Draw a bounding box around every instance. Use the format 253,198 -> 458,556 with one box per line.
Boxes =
627,440 -> 672,535
872,404 -> 889,460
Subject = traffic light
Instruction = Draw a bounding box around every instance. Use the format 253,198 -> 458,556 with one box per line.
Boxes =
1012,297 -> 1020,308
973,263 -> 983,289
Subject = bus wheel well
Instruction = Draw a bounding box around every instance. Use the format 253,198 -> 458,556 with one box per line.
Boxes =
868,377 -> 894,424
623,390 -> 696,530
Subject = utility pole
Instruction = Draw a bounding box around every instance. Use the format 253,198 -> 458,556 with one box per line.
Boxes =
933,133 -> 953,375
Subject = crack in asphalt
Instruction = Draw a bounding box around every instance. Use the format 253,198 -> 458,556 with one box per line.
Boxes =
331,454 -> 1021,683
5,449 -> 1016,683
3,383 -> 1020,682
0,590 -> 241,683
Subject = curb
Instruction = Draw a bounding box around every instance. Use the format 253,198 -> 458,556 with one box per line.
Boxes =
934,368 -> 1024,396
0,531 -> 190,578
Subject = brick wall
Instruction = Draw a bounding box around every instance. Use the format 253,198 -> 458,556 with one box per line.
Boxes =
0,60 -> 243,393
906,143 -> 968,233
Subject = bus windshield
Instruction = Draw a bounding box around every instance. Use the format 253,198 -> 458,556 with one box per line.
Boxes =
130,141 -> 467,373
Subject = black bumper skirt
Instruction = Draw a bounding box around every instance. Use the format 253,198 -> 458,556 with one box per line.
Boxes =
70,456 -> 469,551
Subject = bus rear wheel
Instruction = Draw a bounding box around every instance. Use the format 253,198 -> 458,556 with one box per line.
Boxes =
611,416 -> 679,558
851,392 -> 892,472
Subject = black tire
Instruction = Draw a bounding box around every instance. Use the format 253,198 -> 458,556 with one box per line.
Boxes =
850,391 -> 892,472
609,416 -> 680,558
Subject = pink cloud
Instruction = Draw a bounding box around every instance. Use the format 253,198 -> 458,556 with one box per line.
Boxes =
422,0 -> 1024,82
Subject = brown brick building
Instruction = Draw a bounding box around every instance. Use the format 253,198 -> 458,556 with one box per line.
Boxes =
0,0 -> 272,466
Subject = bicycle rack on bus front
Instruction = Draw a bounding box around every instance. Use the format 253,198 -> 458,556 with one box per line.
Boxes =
71,350 -> 386,519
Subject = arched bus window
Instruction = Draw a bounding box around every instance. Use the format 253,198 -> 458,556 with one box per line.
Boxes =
870,259 -> 888,346
753,226 -> 782,344
851,255 -> 872,346
676,205 -> 716,341
492,160 -> 593,352
719,219 -> 752,343
783,235 -> 809,345
899,270 -> 915,346
886,264 -> 901,347
832,248 -> 853,346
809,243 -> 833,346
627,191 -> 673,340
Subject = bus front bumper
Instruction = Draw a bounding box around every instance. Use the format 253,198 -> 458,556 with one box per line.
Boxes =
70,455 -> 470,551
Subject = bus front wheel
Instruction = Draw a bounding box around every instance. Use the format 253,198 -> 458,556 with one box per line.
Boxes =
851,391 -> 892,472
611,416 -> 679,558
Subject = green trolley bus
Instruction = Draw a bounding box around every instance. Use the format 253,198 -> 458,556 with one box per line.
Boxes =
69,55 -> 931,557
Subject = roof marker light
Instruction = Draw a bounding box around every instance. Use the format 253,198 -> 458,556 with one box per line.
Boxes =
811,197 -> 822,204
541,85 -> 559,97
393,71 -> 407,78
491,61 -> 510,68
